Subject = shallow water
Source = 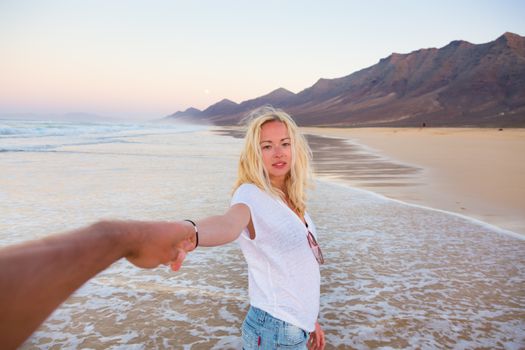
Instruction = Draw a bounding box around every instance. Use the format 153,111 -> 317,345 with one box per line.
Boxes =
1,120 -> 523,349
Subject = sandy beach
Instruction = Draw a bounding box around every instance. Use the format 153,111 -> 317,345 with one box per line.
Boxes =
303,127 -> 525,237
2,121 -> 522,349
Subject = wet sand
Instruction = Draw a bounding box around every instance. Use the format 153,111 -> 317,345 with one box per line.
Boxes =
302,127 -> 525,236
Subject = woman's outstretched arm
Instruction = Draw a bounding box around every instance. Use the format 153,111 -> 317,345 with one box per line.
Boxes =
188,203 -> 251,247
0,220 -> 196,350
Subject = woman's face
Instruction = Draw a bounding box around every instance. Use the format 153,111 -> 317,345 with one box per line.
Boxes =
259,120 -> 292,187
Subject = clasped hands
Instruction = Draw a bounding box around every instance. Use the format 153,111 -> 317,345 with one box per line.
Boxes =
113,220 -> 197,272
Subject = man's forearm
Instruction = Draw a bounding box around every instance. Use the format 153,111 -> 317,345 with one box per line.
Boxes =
0,221 -> 131,350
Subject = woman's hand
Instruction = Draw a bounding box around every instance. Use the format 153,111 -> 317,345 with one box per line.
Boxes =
308,321 -> 325,350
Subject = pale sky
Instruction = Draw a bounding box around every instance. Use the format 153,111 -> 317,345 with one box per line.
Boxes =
1,0 -> 524,120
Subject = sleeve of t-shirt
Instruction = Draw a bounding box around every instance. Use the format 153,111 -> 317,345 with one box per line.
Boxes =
231,183 -> 260,240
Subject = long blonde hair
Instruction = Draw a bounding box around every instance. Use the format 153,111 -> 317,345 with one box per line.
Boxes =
233,106 -> 313,216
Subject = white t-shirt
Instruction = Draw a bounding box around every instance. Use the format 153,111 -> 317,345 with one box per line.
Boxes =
231,183 -> 320,332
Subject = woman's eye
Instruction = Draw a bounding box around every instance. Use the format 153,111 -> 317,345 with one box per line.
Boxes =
282,142 -> 291,147
262,145 -> 272,150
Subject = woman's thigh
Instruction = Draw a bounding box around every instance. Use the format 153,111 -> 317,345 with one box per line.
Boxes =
242,306 -> 308,350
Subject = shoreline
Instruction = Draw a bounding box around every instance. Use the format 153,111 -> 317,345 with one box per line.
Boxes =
302,127 -> 525,237
212,126 -> 525,237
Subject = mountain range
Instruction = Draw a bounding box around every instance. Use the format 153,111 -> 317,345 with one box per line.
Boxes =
165,32 -> 525,127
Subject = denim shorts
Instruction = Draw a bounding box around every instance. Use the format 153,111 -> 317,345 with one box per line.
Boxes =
242,306 -> 309,350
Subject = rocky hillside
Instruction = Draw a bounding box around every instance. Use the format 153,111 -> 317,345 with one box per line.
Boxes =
165,32 -> 525,127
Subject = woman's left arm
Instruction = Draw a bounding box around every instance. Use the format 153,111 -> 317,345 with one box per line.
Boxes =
308,321 -> 326,350
189,203 -> 251,247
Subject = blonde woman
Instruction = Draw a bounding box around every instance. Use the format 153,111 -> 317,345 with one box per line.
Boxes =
181,106 -> 325,349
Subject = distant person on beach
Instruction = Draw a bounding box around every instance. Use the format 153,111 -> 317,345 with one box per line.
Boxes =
176,106 -> 326,349
0,220 -> 196,350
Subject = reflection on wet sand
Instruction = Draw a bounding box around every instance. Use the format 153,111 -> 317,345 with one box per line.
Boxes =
305,134 -> 421,188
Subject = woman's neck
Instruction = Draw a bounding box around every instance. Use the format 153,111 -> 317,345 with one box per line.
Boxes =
271,178 -> 285,192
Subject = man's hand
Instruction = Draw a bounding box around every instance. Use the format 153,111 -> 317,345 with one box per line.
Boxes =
121,221 -> 197,271
0,219 -> 197,350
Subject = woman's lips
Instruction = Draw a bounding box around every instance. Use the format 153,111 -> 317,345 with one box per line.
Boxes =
272,161 -> 287,169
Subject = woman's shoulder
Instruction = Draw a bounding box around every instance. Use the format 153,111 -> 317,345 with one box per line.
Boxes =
234,183 -> 261,196
233,183 -> 271,204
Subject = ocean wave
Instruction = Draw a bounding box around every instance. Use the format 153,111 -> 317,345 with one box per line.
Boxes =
0,145 -> 58,153
0,120 -> 201,139
0,120 -> 206,154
